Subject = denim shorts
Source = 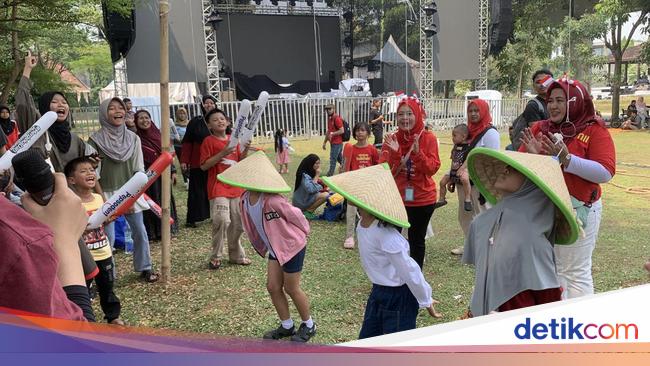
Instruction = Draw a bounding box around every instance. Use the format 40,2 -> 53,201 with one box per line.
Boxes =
269,247 -> 306,274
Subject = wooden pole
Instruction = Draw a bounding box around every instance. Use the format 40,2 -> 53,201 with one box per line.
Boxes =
159,0 -> 171,283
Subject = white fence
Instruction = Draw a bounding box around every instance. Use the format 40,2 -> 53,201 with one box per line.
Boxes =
71,97 -> 528,141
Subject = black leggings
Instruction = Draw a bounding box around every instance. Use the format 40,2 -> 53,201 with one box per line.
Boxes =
405,204 -> 435,269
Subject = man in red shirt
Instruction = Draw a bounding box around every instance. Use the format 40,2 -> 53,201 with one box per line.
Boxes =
322,104 -> 344,176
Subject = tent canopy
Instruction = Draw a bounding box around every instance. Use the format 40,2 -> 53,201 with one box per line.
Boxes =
371,35 -> 420,96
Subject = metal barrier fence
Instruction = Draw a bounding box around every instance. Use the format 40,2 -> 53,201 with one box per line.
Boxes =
71,97 -> 528,141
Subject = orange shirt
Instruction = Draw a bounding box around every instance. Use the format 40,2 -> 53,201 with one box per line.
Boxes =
200,135 -> 245,200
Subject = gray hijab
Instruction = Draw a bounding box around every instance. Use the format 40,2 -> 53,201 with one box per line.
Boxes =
90,98 -> 138,162
462,179 -> 560,316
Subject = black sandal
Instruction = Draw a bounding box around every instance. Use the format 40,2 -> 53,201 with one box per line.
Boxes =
141,270 -> 159,283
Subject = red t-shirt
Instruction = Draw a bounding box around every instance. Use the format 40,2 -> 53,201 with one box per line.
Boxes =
200,135 -> 245,200
327,114 -> 344,145
344,143 -> 379,171
380,131 -> 441,207
520,123 -> 616,203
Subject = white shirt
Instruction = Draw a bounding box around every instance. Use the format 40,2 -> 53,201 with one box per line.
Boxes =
475,128 -> 501,150
356,220 -> 433,308
244,192 -> 275,257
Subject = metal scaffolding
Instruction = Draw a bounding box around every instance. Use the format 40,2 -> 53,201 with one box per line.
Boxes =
203,0 -> 222,102
113,58 -> 129,98
419,3 -> 434,117
214,3 -> 339,16
477,0 -> 489,90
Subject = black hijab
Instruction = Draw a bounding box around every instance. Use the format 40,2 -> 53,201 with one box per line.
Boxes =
294,154 -> 320,191
182,95 -> 216,144
38,91 -> 72,153
0,105 -> 13,136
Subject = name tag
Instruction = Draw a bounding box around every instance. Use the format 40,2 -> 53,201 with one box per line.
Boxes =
405,186 -> 414,202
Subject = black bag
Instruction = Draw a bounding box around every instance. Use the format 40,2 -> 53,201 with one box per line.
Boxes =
510,98 -> 544,150
342,119 -> 351,142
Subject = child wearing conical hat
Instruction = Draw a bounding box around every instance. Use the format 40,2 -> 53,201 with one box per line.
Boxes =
462,148 -> 580,317
322,164 -> 442,339
217,151 -> 316,343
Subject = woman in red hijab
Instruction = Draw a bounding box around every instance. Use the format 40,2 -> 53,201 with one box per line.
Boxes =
451,99 -> 501,256
520,77 -> 615,300
134,110 -> 179,241
381,96 -> 441,269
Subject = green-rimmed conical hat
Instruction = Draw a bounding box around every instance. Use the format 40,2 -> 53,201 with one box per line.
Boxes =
217,150 -> 291,193
321,164 -> 410,228
467,147 -> 579,244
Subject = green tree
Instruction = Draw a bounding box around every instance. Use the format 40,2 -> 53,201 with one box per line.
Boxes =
581,0 -> 650,120
0,0 -> 130,104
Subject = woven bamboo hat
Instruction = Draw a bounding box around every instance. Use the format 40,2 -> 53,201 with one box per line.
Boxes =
217,151 -> 291,193
321,163 -> 410,228
467,147 -> 579,244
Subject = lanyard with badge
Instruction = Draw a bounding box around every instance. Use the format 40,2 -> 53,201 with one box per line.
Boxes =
396,130 -> 423,202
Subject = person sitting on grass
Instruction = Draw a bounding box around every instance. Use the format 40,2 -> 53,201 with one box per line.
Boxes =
217,151 -> 316,342
462,148 -> 580,317
292,154 -> 328,220
621,108 -> 641,130
322,164 -> 442,338
434,124 -> 473,212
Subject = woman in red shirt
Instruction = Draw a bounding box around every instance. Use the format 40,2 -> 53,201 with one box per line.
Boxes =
520,77 -> 616,299
341,122 -> 379,249
380,97 -> 441,269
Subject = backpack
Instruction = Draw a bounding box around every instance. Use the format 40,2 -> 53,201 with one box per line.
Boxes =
510,98 -> 544,150
342,119 -> 351,142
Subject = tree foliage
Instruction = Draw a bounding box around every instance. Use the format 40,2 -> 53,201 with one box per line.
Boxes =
0,0 -> 129,105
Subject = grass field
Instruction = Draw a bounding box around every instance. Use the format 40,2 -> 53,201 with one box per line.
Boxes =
104,129 -> 650,343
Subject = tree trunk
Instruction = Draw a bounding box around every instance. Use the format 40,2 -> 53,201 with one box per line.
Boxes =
516,59 -> 526,98
611,51 -> 622,121
0,3 -> 20,105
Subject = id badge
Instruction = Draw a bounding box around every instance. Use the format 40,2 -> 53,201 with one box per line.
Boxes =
405,185 -> 414,202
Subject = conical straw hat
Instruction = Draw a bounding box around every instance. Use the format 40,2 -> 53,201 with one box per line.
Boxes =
217,151 -> 291,193
321,164 -> 410,228
467,148 -> 579,244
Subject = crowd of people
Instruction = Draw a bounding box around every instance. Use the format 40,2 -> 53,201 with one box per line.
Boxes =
0,57 -> 628,343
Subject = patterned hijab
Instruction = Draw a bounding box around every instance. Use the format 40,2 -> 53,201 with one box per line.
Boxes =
90,98 -> 138,162
537,78 -> 604,143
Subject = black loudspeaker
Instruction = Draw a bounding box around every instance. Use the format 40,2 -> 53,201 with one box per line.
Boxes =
367,59 -> 380,72
102,1 -> 136,63
488,0 -> 513,56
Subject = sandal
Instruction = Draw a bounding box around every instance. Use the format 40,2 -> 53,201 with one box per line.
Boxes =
109,318 -> 126,326
208,258 -> 222,270
140,270 -> 159,283
229,257 -> 252,266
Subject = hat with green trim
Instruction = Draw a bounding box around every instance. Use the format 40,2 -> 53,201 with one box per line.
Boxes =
217,151 -> 291,193
467,147 -> 579,244
321,163 -> 410,228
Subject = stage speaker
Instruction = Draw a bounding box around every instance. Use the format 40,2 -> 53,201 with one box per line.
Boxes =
102,1 -> 136,63
488,0 -> 513,56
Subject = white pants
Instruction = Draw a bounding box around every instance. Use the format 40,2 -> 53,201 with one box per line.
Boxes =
554,199 -> 603,299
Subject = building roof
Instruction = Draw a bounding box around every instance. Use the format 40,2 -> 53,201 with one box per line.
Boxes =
608,43 -> 645,64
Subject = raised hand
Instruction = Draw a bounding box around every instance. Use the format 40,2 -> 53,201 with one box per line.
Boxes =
520,128 -> 543,154
383,134 -> 399,152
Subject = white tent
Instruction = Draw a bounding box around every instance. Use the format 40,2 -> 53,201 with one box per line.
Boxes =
99,81 -> 199,104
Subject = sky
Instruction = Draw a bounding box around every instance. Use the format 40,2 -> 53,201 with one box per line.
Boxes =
621,11 -> 648,42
